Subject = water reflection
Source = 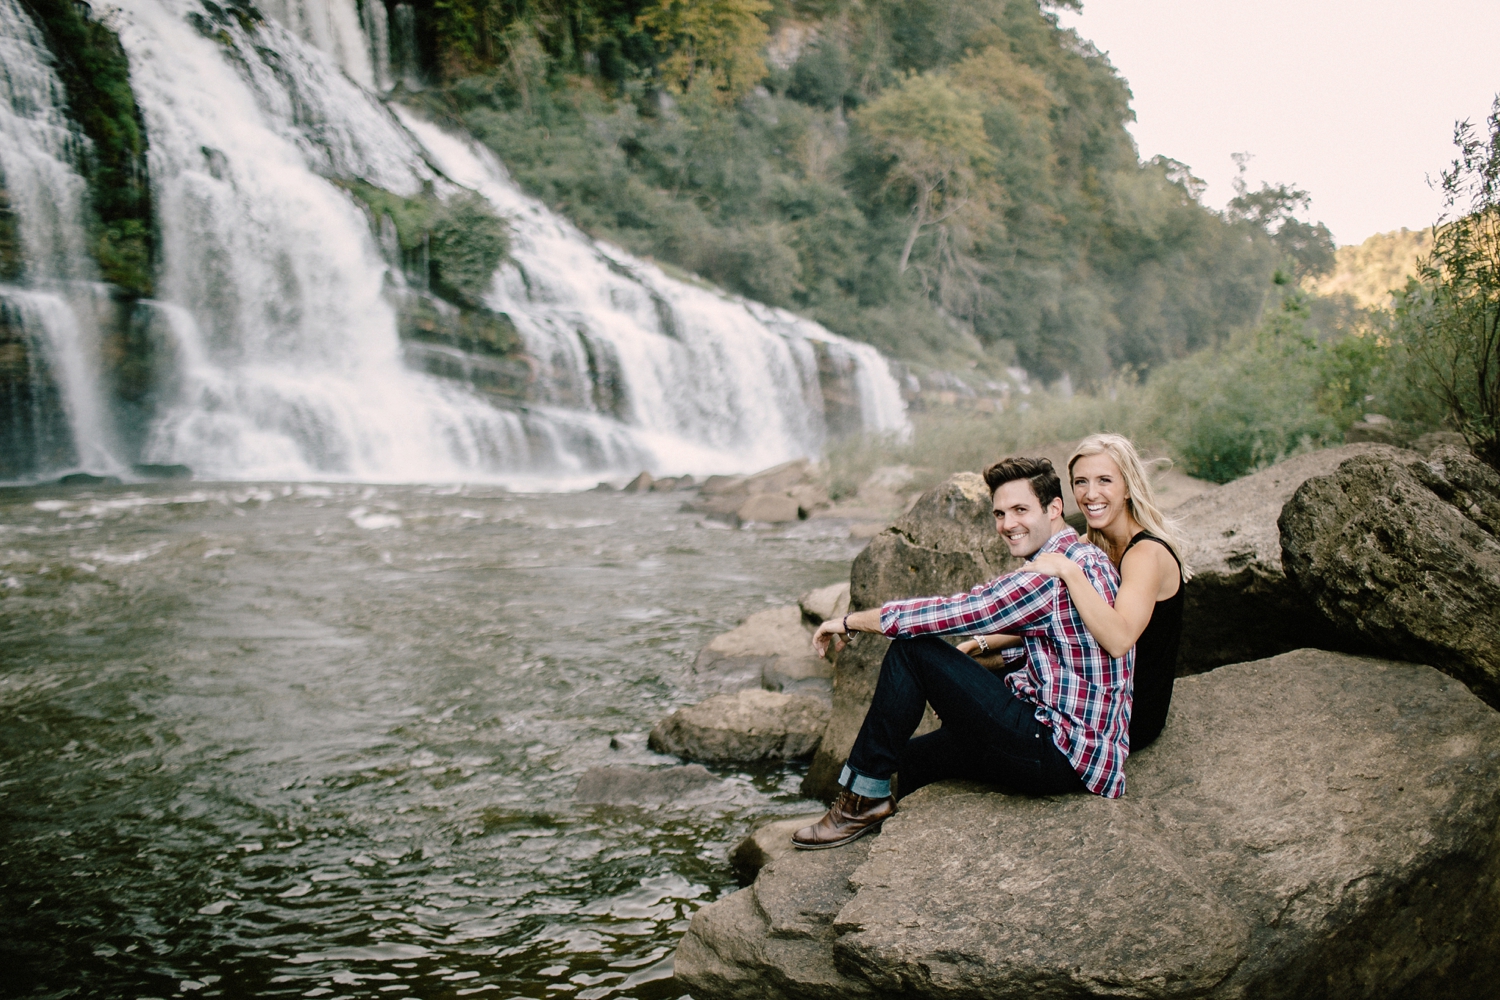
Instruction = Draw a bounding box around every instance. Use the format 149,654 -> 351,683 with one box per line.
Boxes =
0,483 -> 855,998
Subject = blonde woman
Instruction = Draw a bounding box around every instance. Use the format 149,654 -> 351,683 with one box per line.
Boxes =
962,434 -> 1188,750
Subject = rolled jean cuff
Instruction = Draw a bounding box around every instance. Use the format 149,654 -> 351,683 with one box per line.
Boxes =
839,763 -> 891,799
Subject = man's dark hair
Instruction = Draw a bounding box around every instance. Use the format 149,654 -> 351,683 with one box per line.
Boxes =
983,456 -> 1063,509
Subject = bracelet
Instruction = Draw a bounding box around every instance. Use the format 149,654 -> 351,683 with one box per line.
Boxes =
842,614 -> 852,635
975,635 -> 990,653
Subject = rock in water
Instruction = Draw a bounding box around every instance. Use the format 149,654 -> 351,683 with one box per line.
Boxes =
677,650 -> 1500,1000
798,581 -> 849,625
1174,443 -> 1409,672
649,689 -> 830,763
694,605 -> 831,695
737,493 -> 802,524
574,764 -> 719,805
802,473 -> 1017,800
1280,445 -> 1500,708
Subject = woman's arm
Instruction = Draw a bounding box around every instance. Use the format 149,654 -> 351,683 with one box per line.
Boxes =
1023,547 -> 1166,659
956,634 -> 1023,671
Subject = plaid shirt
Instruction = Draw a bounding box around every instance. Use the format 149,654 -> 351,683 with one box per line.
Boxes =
878,527 -> 1134,798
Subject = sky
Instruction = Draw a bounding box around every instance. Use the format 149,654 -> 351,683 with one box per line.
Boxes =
1054,0 -> 1500,246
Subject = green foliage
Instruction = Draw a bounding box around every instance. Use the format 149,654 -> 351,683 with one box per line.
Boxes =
429,192 -> 513,305
19,0 -> 154,295
343,181 -> 511,309
423,0 -> 1313,380
1392,98 -> 1500,467
1145,296 -> 1341,482
637,0 -> 772,102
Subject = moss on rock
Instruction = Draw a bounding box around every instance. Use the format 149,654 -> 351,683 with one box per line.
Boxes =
343,179 -> 511,309
19,0 -> 155,296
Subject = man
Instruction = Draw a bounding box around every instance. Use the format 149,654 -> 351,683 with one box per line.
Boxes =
793,456 -> 1133,850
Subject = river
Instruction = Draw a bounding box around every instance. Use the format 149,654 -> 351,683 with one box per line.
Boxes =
0,482 -> 857,998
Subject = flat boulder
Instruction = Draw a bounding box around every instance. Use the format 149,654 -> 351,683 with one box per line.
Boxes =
803,473 -> 1017,800
1173,443 -> 1409,672
1281,445 -> 1500,709
649,689 -> 830,763
677,650 -> 1500,999
574,764 -> 720,805
694,605 -> 832,695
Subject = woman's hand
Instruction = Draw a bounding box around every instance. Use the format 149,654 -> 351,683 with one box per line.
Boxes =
1022,551 -> 1079,580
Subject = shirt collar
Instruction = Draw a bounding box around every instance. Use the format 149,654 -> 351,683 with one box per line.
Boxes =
1039,525 -> 1079,556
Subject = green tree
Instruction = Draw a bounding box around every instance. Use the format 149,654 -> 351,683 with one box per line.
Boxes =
853,72 -> 995,274
637,0 -> 771,103
1226,153 -> 1335,281
1397,97 -> 1500,467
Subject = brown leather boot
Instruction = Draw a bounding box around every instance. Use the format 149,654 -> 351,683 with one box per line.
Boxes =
790,790 -> 895,850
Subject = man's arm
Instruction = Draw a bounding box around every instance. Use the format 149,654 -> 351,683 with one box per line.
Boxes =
879,569 -> 1058,640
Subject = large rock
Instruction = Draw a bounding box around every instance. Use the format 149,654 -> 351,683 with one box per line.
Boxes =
677,650 -> 1500,1000
648,689 -> 830,763
1174,444 -> 1409,672
802,473 -> 1018,800
1280,445 -> 1500,709
694,605 -> 832,695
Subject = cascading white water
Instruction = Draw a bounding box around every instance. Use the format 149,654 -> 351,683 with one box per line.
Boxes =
399,109 -> 907,474
0,0 -> 125,474
98,0 -> 904,483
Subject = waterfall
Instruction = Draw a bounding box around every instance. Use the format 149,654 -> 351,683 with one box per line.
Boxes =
398,109 -> 907,475
4,0 -> 905,484
0,0 -> 124,475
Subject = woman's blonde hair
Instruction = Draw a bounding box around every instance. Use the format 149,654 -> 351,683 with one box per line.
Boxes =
1067,434 -> 1191,580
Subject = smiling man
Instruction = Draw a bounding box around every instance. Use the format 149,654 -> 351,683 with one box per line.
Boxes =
793,457 -> 1133,850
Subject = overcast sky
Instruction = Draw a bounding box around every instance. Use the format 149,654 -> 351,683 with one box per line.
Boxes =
1054,0 -> 1500,245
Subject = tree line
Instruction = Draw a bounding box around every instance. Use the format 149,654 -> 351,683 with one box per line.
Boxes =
406,0 -> 1332,383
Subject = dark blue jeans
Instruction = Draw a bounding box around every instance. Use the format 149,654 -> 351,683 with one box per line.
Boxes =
845,636 -> 1084,800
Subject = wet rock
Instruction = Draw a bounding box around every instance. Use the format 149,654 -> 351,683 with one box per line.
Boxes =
1281,445 -> 1500,708
57,472 -> 118,485
678,650 -> 1500,1000
649,689 -> 830,764
798,581 -> 849,625
737,493 -> 802,524
684,459 -> 825,523
678,838 -> 877,999
589,481 -> 615,492
803,473 -> 1017,800
1344,412 -> 1408,447
132,463 -> 192,480
1174,443 -> 1409,672
623,471 -> 653,493
728,813 -> 826,883
574,763 -> 719,805
651,475 -> 695,492
694,606 -> 831,695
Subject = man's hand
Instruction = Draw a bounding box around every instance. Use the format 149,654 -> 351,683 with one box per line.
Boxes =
811,619 -> 846,659
1021,551 -> 1081,582
812,609 -> 882,658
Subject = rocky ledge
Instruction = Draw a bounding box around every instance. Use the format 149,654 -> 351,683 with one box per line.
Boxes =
676,650 -> 1500,999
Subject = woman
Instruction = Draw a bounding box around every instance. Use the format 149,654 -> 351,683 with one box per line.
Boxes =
961,434 -> 1188,750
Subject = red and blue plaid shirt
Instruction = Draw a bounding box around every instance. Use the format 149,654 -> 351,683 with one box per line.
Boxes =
877,526 -> 1134,798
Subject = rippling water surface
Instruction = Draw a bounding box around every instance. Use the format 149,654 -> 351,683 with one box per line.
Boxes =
0,483 -> 858,999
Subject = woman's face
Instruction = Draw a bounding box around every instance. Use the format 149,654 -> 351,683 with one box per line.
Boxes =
1071,452 -> 1130,532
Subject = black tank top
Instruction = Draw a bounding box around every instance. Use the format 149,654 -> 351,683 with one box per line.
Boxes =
1123,531 -> 1183,751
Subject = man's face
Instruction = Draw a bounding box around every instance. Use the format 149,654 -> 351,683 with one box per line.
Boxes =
992,479 -> 1062,558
